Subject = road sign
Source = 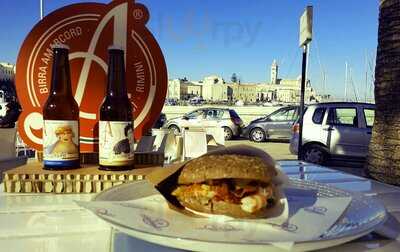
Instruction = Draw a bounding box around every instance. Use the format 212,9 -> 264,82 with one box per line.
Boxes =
299,6 -> 313,47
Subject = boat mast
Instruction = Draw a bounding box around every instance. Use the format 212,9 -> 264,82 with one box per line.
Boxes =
365,51 -> 368,102
345,62 -> 348,102
323,70 -> 326,100
349,67 -> 359,102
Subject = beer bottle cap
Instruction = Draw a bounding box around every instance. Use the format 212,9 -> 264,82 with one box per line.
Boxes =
51,43 -> 70,50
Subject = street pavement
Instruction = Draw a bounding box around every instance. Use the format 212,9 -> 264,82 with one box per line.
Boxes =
225,139 -> 296,161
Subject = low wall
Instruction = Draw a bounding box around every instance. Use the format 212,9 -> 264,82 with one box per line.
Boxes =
162,105 -> 282,125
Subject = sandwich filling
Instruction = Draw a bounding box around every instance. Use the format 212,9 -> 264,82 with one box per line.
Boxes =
172,179 -> 275,214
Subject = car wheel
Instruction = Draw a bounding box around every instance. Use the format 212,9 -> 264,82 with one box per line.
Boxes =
223,127 -> 233,140
250,128 -> 265,142
303,144 -> 328,165
168,125 -> 180,135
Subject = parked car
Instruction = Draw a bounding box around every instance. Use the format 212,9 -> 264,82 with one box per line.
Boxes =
189,97 -> 204,106
153,113 -> 167,129
290,102 -> 375,164
164,108 -> 244,140
242,106 -> 300,142
165,98 -> 177,106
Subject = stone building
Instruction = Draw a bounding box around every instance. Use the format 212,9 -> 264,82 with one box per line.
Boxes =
167,79 -> 181,100
227,83 -> 258,103
166,60 -> 317,103
0,63 -> 15,81
167,79 -> 203,100
201,75 -> 227,101
270,60 -> 278,84
181,82 -> 202,100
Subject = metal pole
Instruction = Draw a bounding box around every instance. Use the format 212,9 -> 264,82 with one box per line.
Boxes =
365,51 -> 368,102
298,44 -> 308,160
306,43 -> 311,85
323,70 -> 326,99
40,0 -> 44,20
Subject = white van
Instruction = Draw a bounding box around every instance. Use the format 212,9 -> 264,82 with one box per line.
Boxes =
290,102 -> 375,164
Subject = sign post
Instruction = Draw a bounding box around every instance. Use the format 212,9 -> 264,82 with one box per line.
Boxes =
40,0 -> 44,20
298,6 -> 313,160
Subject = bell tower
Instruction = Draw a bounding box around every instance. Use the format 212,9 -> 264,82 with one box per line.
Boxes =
270,60 -> 278,84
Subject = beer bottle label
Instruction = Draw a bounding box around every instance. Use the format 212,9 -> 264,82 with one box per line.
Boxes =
43,120 -> 80,165
99,121 -> 134,166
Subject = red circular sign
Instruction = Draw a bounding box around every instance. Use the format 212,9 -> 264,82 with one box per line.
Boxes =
16,0 -> 167,152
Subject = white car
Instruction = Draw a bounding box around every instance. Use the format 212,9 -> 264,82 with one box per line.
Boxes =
164,108 -> 244,140
290,102 -> 375,164
0,91 -> 7,117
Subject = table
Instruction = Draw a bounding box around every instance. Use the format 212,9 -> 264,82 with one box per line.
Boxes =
1,160 -> 400,251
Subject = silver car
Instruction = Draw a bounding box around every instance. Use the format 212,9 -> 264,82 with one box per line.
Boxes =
290,102 -> 375,164
164,108 -> 244,140
242,106 -> 299,142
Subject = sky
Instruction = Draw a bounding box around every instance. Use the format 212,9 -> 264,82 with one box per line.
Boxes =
0,0 -> 379,100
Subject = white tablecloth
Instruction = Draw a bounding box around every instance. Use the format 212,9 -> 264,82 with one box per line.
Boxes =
0,154 -> 112,252
0,186 -> 112,251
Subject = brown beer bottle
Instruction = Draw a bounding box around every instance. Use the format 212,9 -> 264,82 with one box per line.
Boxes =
99,46 -> 134,170
43,44 -> 80,170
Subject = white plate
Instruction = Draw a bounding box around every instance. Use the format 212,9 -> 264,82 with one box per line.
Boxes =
92,179 -> 387,252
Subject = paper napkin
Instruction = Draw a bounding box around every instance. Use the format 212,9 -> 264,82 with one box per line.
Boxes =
77,181 -> 352,251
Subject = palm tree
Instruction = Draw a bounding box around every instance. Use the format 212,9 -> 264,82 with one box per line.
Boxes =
231,73 -> 238,83
367,0 -> 400,185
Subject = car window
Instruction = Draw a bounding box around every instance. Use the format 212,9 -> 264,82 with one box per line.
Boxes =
186,110 -> 204,119
293,107 -> 300,120
206,109 -> 223,119
312,107 -> 326,124
364,109 -> 375,128
328,107 -> 358,127
285,108 -> 297,121
269,108 -> 296,122
228,110 -> 240,119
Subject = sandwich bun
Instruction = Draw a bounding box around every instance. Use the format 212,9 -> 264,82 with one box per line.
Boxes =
178,154 -> 277,185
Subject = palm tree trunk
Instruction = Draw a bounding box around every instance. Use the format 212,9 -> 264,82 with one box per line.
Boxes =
367,0 -> 400,185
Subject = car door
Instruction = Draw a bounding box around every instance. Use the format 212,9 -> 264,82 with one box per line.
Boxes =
359,107 -> 375,155
325,107 -> 366,157
266,107 -> 297,139
183,109 -> 205,128
204,109 -> 222,127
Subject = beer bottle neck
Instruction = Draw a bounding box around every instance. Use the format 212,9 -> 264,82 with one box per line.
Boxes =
107,51 -> 127,98
50,49 -> 73,96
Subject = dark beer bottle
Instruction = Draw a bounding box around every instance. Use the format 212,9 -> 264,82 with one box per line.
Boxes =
99,46 -> 134,170
43,44 -> 80,170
